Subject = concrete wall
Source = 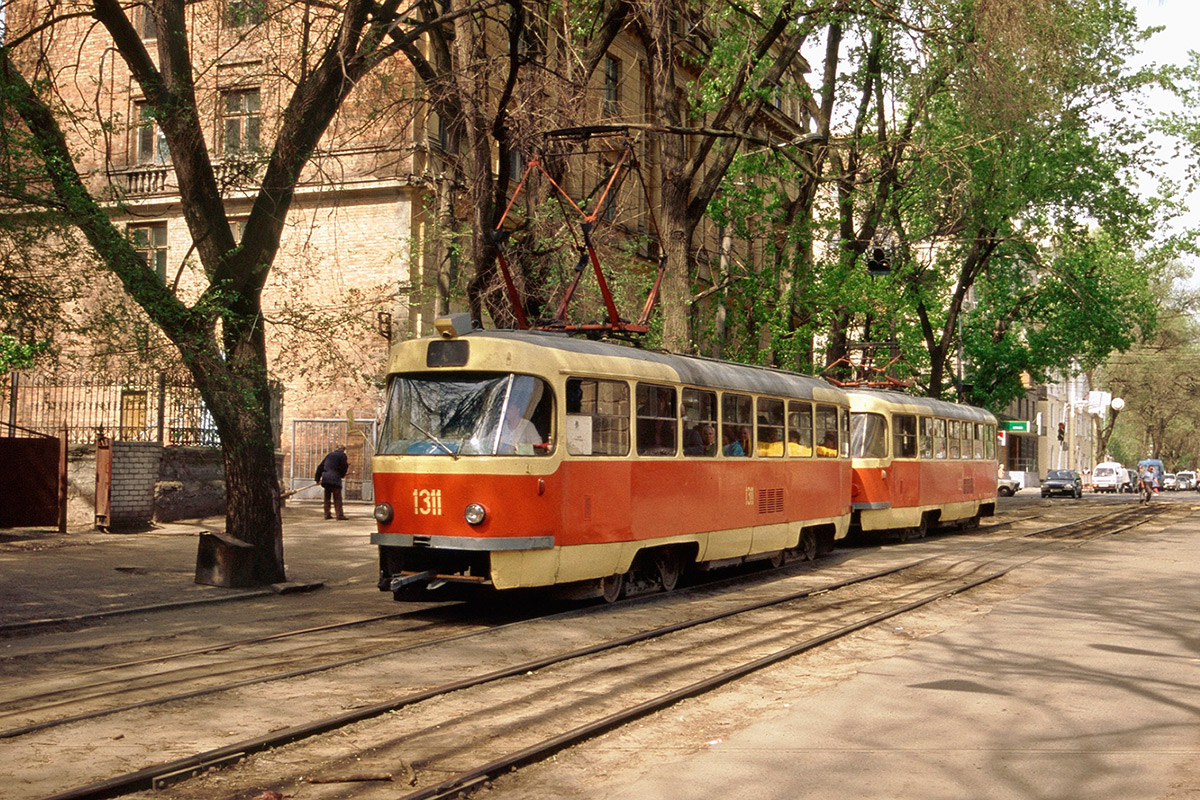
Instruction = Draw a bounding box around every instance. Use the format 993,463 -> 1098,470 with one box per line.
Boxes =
155,447 -> 226,522
65,444 -> 226,529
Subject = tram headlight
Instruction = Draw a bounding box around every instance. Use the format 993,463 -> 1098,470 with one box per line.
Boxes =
373,503 -> 394,524
464,503 -> 487,526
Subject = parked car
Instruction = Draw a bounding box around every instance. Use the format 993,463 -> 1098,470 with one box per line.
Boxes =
998,472 -> 1020,496
1042,469 -> 1083,498
1163,473 -> 1178,491
1091,462 -> 1124,493
1176,471 -> 1196,491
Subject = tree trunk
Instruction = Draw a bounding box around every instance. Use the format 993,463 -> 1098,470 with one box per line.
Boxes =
221,421 -> 286,583
659,171 -> 694,352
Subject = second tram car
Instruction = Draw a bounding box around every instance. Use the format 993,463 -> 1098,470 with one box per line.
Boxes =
847,389 -> 998,540
371,325 -> 853,600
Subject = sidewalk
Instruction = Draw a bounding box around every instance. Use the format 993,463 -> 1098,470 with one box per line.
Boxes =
0,502 -> 380,631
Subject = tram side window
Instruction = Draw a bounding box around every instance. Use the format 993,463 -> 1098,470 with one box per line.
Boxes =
841,407 -> 851,458
851,412 -> 888,459
565,378 -> 630,456
974,423 -> 984,459
986,424 -> 996,460
682,388 -> 718,456
788,401 -> 813,457
934,418 -> 947,459
815,404 -> 839,457
636,383 -> 677,456
919,417 -> 934,459
722,393 -> 753,456
948,420 -> 962,459
756,398 -> 785,457
894,414 -> 918,459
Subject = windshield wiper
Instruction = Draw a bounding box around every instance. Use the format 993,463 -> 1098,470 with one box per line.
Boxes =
408,420 -> 460,460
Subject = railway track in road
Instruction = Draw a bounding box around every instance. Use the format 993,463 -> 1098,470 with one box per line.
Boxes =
0,502 -> 1068,744
16,504 -> 1172,800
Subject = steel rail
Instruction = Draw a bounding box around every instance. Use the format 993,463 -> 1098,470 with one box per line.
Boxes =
33,505 -> 1164,800
399,507 -> 1170,800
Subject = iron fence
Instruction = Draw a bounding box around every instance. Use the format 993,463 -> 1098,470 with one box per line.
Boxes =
2,371 -> 221,446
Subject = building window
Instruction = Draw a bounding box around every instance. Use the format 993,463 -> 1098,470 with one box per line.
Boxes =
603,55 -> 620,117
129,223 -> 168,280
222,89 -> 261,154
225,0 -> 265,27
134,102 -> 170,165
229,217 -> 249,242
136,5 -> 157,39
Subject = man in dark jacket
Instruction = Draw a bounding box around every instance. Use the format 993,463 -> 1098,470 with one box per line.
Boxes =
315,445 -> 350,520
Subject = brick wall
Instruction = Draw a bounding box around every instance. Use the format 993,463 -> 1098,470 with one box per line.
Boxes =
108,441 -> 163,528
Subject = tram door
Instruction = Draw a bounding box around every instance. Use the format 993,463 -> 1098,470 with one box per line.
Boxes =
290,418 -> 376,502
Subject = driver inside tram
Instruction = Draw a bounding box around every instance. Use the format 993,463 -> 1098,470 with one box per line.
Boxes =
498,379 -> 547,455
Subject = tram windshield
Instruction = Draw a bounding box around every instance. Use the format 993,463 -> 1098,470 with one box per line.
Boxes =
850,412 -> 889,459
378,373 -> 553,456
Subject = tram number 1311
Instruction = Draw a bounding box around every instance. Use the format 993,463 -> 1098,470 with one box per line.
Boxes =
413,489 -> 443,516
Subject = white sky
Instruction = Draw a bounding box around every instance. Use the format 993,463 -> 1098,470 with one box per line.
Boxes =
1131,0 -> 1199,274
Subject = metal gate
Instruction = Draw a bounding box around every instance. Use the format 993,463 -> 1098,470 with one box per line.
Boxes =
290,418 -> 376,503
0,426 -> 60,528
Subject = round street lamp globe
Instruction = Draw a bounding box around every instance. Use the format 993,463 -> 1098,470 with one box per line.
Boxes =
1111,397 -> 1125,411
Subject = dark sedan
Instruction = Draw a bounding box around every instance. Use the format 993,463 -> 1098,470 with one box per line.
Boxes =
1041,469 -> 1083,498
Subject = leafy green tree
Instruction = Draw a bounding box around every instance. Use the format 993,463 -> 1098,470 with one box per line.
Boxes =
1102,283 -> 1200,465
0,0 -> 465,582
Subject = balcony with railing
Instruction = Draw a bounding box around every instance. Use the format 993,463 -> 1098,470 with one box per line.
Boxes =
112,164 -> 174,197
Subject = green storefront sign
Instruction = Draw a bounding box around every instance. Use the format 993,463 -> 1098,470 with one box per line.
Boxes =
1001,421 -> 1030,433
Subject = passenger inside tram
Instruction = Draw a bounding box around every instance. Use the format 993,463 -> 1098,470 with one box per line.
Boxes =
722,426 -> 745,456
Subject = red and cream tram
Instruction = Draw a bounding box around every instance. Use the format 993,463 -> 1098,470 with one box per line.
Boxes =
371,323 -> 853,600
847,389 -> 998,540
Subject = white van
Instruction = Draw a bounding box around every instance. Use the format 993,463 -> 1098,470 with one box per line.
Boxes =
1092,462 -> 1125,493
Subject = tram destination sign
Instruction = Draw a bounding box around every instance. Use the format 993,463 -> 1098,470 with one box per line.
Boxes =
1001,421 -> 1030,433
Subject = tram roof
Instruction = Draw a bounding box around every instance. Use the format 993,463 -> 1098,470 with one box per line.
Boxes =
846,387 -> 996,423
397,330 -> 847,401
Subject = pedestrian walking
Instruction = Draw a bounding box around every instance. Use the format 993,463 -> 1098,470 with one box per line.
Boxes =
315,444 -> 350,520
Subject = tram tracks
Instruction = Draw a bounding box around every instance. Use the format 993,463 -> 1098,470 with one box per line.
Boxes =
13,504 -> 1169,800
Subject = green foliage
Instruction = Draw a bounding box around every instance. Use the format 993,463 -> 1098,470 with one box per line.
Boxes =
0,333 -> 48,373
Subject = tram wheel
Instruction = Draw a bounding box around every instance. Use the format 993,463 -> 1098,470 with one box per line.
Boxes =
655,551 -> 682,593
798,530 -> 818,561
601,571 -> 626,603
911,515 -> 929,540
769,550 -> 786,569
